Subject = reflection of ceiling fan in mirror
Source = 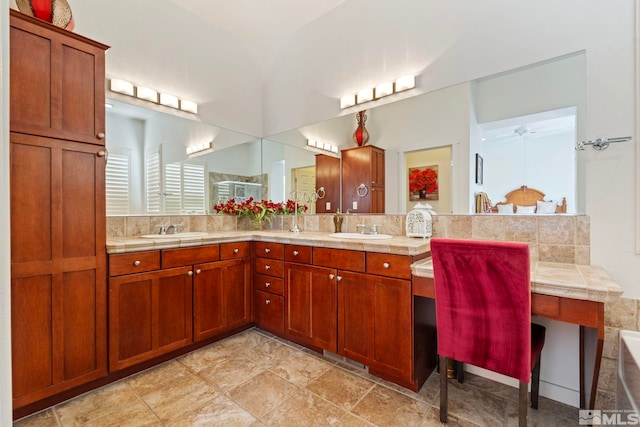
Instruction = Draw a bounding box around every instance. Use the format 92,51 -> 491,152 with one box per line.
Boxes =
482,114 -> 575,142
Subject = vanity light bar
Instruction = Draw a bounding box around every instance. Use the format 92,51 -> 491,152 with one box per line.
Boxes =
340,74 -> 417,109
306,139 -> 338,155
186,141 -> 213,157
107,78 -> 199,114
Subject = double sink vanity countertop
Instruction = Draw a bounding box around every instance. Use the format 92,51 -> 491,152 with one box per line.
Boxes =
106,231 -> 623,304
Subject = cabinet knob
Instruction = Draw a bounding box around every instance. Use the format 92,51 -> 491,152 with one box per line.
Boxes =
293,250 -> 299,256
234,248 -> 239,254
133,260 -> 141,266
329,274 -> 335,280
265,299 -> 271,305
264,248 -> 271,253
188,271 -> 193,276
97,150 -> 108,158
336,275 -> 342,282
265,282 -> 271,288
265,265 -> 271,270
383,262 -> 390,269
97,132 -> 106,139
196,269 -> 202,274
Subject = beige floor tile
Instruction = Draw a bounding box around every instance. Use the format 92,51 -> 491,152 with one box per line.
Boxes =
13,409 -> 60,427
139,374 -> 219,423
54,381 -> 144,427
219,329 -> 272,353
239,339 -> 299,369
434,377 -> 508,426
261,388 -> 346,426
306,367 -> 376,411
505,398 -> 579,426
351,384 -> 434,427
127,360 -> 194,397
179,341 -> 238,373
270,350 -> 333,387
335,412 -> 377,426
166,393 -> 258,427
197,354 -> 265,392
229,371 -> 298,419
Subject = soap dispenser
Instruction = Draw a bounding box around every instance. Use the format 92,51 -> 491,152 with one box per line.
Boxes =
333,209 -> 343,233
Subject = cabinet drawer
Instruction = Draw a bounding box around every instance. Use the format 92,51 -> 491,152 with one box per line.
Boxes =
366,253 -> 412,279
220,242 -> 250,260
254,290 -> 284,334
109,251 -> 160,276
254,242 -> 284,260
314,248 -> 365,272
162,245 -> 219,268
255,258 -> 284,277
284,244 -> 312,264
254,274 -> 284,295
532,294 -> 560,318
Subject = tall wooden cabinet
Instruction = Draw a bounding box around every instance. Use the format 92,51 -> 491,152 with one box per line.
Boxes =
9,10 -> 109,412
341,145 -> 385,213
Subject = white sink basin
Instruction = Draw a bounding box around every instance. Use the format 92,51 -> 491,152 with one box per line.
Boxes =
328,233 -> 393,240
140,232 -> 209,239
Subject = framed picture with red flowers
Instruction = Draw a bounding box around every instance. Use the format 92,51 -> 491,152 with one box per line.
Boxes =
408,165 -> 439,201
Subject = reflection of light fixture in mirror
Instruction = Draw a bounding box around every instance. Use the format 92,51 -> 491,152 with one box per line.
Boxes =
159,93 -> 179,109
395,75 -> 416,92
110,78 -> 135,96
306,139 -> 338,155
375,82 -> 394,99
340,94 -> 356,109
357,88 -> 374,104
180,100 -> 198,114
105,103 -> 113,109
136,86 -> 158,103
186,141 -> 213,157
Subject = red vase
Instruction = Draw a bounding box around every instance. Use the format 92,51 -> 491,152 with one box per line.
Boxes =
353,110 -> 370,146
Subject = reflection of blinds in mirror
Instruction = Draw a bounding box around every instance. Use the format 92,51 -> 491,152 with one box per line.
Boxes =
105,149 -> 130,215
183,163 -> 205,214
146,151 -> 161,213
164,163 -> 182,214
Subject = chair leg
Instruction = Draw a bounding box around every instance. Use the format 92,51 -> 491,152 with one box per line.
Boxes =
456,361 -> 464,383
440,356 -> 448,423
519,381 -> 528,427
531,356 -> 541,409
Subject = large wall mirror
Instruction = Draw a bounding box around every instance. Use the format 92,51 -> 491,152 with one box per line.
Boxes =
106,51 -> 585,216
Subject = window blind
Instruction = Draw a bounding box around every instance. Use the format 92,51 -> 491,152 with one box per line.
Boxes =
105,149 -> 130,215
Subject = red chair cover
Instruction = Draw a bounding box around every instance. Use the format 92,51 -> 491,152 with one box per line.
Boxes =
431,238 -> 533,383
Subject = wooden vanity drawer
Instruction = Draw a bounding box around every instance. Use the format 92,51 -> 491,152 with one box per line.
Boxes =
254,242 -> 284,260
109,251 -> 160,276
532,294 -> 560,318
254,274 -> 284,295
162,245 -> 219,268
220,242 -> 250,260
254,290 -> 284,334
313,248 -> 365,272
284,244 -> 312,264
255,258 -> 284,277
366,253 -> 412,279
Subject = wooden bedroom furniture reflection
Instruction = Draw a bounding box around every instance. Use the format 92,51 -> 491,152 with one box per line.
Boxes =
487,185 -> 567,213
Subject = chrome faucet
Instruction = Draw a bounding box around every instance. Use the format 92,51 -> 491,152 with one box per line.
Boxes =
167,224 -> 179,234
156,225 -> 167,235
356,224 -> 370,234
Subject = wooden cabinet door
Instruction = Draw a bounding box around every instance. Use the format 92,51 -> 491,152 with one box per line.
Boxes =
341,146 -> 385,213
338,271 -> 412,384
10,133 -> 107,409
109,266 -> 193,372
10,11 -> 108,145
194,258 -> 251,341
315,154 -> 341,213
254,290 -> 284,334
285,263 -> 337,351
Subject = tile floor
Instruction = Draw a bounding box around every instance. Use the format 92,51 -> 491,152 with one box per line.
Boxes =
14,328 -> 579,426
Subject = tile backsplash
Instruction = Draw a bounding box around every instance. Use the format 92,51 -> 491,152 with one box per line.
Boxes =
108,213 -> 589,265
